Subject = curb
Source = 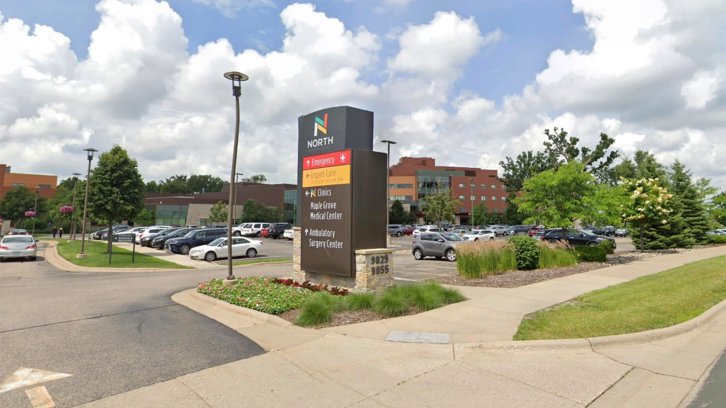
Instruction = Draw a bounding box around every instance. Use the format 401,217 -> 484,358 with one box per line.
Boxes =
185,289 -> 293,327
43,242 -> 194,273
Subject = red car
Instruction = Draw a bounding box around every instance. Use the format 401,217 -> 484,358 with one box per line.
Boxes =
260,227 -> 271,238
528,227 -> 541,237
403,226 -> 416,236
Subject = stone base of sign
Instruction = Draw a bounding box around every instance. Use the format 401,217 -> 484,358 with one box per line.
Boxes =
293,226 -> 394,292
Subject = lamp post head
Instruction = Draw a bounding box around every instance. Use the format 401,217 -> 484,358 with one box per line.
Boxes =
83,148 -> 98,161
224,71 -> 249,97
381,140 -> 397,145
72,172 -> 82,178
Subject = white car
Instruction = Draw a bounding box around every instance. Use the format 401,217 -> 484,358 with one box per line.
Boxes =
235,222 -> 270,237
189,237 -> 263,262
0,235 -> 37,261
283,228 -> 294,240
412,225 -> 441,237
463,230 -> 496,241
135,227 -> 169,244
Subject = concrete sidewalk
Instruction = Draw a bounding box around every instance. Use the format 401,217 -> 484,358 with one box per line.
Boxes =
77,247 -> 726,408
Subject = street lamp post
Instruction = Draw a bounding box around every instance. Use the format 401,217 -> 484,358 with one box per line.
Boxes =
233,172 -> 243,225
381,140 -> 397,246
78,148 -> 98,258
469,177 -> 475,226
70,172 -> 81,240
31,188 -> 39,236
223,71 -> 249,284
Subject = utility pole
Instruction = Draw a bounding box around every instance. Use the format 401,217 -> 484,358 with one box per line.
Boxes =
469,177 -> 475,226
31,188 -> 39,236
233,172 -> 244,225
381,140 -> 397,246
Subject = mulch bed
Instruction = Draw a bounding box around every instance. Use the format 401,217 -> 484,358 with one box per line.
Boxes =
278,307 -> 423,329
435,250 -> 688,288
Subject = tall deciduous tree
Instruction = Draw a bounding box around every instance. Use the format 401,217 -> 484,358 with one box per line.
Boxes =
421,185 -> 459,224
499,151 -> 552,193
187,174 -> 224,193
543,127 -> 619,175
243,174 -> 268,184
145,181 -> 161,193
134,208 -> 155,226
472,202 -> 488,226
0,186 -> 48,226
160,179 -> 192,194
208,201 -> 228,225
88,145 -> 145,254
516,161 -> 596,240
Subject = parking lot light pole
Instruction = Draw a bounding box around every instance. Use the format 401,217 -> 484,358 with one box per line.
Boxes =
31,188 -> 39,236
233,172 -> 243,225
469,177 -> 475,226
223,71 -> 249,284
381,140 -> 397,246
78,148 -> 98,258
70,172 -> 81,240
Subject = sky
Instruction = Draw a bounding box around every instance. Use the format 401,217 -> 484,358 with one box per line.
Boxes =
0,0 -> 725,190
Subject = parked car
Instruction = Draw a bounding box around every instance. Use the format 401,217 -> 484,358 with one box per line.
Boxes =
92,228 -> 108,240
506,225 -> 532,236
403,225 -> 416,236
235,222 -> 270,237
151,228 -> 195,249
165,228 -> 227,254
388,224 -> 405,237
542,228 -> 616,249
450,228 -> 469,235
268,223 -> 292,239
189,237 -> 263,262
462,229 -> 496,241
101,225 -> 132,240
283,228 -> 294,240
532,228 -> 560,241
412,232 -> 464,262
489,225 -> 509,236
113,227 -> 145,242
7,229 -> 29,236
583,226 -> 605,236
0,235 -> 37,261
138,227 -> 176,246
614,228 -> 630,237
602,226 -> 616,236
412,225 -> 441,237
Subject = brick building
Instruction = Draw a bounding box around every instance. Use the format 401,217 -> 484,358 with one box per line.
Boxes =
389,157 -> 510,224
144,182 -> 297,226
0,164 -> 57,201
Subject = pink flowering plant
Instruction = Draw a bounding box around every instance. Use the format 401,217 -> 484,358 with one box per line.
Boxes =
620,177 -> 673,251
197,277 -> 313,315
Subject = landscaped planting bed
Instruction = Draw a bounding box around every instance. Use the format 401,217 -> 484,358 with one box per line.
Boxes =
197,278 -> 467,329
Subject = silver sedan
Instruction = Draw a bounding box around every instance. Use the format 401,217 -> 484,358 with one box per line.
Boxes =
0,235 -> 38,261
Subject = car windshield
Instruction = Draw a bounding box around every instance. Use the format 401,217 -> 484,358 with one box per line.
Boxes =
3,236 -> 33,243
183,231 -> 197,238
440,233 -> 464,241
159,229 -> 175,236
578,229 -> 597,236
209,238 -> 226,246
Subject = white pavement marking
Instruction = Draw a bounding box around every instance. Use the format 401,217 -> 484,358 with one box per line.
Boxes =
25,386 -> 55,408
0,367 -> 72,394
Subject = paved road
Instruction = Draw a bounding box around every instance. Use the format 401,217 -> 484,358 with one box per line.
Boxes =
0,243 -> 273,408
687,350 -> 726,407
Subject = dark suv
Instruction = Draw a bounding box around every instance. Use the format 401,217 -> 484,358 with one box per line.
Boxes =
507,225 -> 533,236
542,228 -> 616,249
165,228 -> 227,254
150,228 -> 193,249
267,223 -> 292,239
412,232 -> 465,262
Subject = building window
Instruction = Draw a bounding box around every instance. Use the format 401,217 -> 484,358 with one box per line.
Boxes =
480,184 -> 487,189
493,208 -> 499,213
502,196 -> 508,201
492,196 -> 497,201
491,185 -> 497,189
481,196 -> 486,201
470,184 -> 476,189
389,184 -> 413,189
11,183 -> 24,187
38,184 -> 51,189
459,207 -> 467,213
458,183 -> 465,188
470,196 -> 476,201
154,204 -> 188,227
389,196 -> 413,201
458,195 -> 465,200
199,218 -> 210,227
284,189 -> 297,224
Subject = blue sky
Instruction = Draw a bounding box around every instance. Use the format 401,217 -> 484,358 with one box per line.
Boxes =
1,0 -> 592,104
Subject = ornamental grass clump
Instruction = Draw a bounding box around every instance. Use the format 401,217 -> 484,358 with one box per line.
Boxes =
295,293 -> 336,326
372,289 -> 409,317
399,284 -> 443,311
456,240 -> 517,278
344,292 -> 376,310
538,241 -> 578,269
420,281 -> 467,304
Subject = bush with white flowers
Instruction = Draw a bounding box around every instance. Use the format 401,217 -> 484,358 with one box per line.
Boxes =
620,177 -> 673,250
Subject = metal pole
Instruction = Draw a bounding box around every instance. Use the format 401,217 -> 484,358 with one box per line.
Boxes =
70,173 -> 80,240
381,140 -> 397,246
233,172 -> 243,225
80,155 -> 93,255
224,71 -> 248,283
32,190 -> 38,236
469,177 -> 474,226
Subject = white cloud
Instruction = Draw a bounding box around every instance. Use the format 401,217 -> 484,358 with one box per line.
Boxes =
191,0 -> 275,18
681,70 -> 723,109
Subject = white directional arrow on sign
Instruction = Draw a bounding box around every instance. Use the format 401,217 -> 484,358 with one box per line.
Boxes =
0,367 -> 72,394
305,190 -> 310,197
305,229 -> 309,236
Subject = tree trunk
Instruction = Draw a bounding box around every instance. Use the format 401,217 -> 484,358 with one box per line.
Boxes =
107,220 -> 113,255
561,227 -> 567,242
639,224 -> 644,252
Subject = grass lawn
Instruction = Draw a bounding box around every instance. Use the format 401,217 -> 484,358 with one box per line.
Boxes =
514,255 -> 726,340
56,240 -> 190,269
231,257 -> 292,266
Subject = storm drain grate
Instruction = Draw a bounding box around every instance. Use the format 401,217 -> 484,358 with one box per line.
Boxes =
385,331 -> 450,344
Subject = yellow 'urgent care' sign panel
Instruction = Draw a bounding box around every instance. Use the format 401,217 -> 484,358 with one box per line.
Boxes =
302,164 -> 351,188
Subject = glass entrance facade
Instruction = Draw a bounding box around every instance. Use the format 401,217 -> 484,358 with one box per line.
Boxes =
146,205 -> 188,226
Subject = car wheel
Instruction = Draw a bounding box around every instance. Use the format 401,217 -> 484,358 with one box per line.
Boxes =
413,248 -> 424,260
30,256 -> 37,261
246,248 -> 257,258
588,242 -> 599,247
179,245 -> 191,255
204,252 -> 217,262
396,232 -> 402,237
445,249 -> 456,262
233,231 -> 241,237
489,237 -> 495,241
474,238 -> 479,241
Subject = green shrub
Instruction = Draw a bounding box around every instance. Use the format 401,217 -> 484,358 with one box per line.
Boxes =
575,246 -> 607,262
421,282 -> 467,304
598,240 -> 615,254
508,236 -> 540,270
538,244 -> 578,269
344,292 -> 375,310
295,295 -> 334,326
709,235 -> 726,245
372,289 -> 409,317
399,284 -> 443,311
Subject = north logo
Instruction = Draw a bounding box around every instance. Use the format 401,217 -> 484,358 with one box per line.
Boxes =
314,113 -> 328,137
